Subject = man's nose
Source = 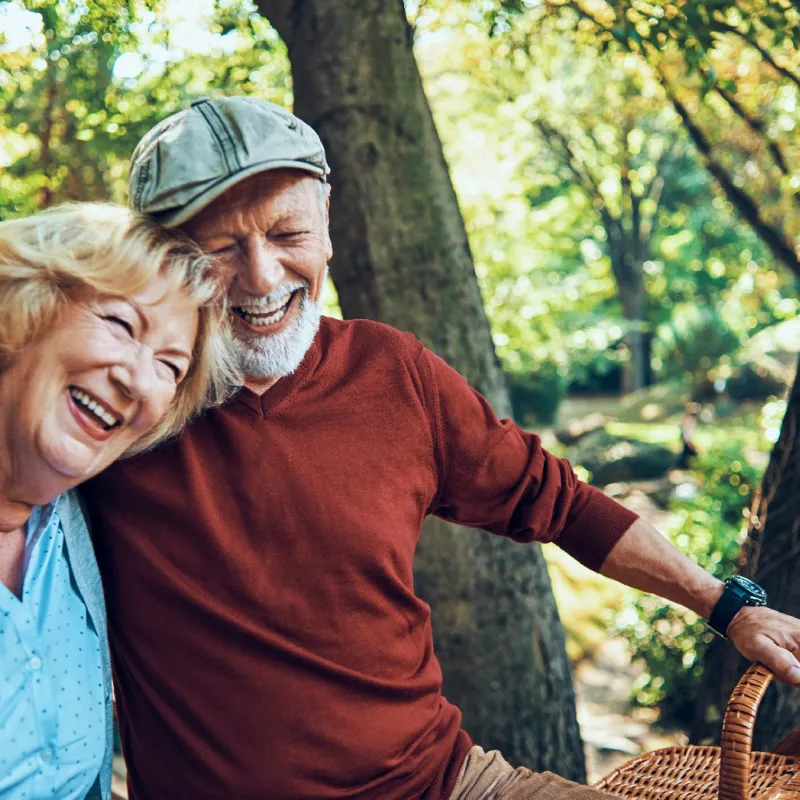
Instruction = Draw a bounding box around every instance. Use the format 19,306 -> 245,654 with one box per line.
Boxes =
238,239 -> 286,297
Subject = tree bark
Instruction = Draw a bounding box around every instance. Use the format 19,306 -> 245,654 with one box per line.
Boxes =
609,219 -> 648,395
36,59 -> 59,209
617,260 -> 648,394
255,0 -> 586,780
692,355 -> 800,748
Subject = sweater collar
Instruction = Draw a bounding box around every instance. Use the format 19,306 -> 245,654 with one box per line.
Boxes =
233,318 -> 327,417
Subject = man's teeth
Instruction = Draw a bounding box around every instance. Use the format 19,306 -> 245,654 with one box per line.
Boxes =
69,387 -> 119,430
235,293 -> 293,326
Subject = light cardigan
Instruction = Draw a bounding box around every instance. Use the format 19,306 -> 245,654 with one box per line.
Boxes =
57,490 -> 113,800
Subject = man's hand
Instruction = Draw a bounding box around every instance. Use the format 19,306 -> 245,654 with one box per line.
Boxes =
602,517 -> 800,685
727,605 -> 800,686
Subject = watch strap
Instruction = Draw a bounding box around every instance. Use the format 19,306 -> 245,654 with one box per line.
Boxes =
708,584 -> 747,638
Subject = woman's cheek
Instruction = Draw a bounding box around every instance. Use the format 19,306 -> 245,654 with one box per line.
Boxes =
154,386 -> 177,424
132,394 -> 170,435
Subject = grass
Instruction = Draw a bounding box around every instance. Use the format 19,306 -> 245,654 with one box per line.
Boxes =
607,419 -> 764,452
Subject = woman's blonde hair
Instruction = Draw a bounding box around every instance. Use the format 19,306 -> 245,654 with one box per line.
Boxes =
0,202 -> 241,455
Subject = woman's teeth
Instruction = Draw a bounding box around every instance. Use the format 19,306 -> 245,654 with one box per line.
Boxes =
234,293 -> 294,327
69,387 -> 119,430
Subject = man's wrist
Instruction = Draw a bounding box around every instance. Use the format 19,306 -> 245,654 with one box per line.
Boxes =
707,575 -> 768,637
688,577 -> 725,621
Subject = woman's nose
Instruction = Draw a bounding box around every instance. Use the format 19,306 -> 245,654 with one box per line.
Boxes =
109,344 -> 157,403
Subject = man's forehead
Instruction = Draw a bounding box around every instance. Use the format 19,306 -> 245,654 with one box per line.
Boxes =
225,168 -> 314,203
183,170 -> 317,235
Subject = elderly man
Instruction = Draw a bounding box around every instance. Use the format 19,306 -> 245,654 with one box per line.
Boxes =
83,97 -> 800,800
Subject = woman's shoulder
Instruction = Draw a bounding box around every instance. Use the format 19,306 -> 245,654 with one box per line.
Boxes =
55,489 -> 90,529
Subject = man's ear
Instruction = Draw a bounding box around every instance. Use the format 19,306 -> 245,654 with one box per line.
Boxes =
324,182 -> 333,261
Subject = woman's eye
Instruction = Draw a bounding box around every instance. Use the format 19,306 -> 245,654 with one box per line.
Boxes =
159,360 -> 182,381
106,316 -> 134,336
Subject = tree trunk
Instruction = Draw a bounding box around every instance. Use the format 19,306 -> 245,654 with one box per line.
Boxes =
692,355 -> 800,748
36,60 -> 59,209
255,0 -> 586,779
617,258 -> 648,394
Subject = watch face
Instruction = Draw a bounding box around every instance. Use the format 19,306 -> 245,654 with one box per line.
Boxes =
730,575 -> 768,603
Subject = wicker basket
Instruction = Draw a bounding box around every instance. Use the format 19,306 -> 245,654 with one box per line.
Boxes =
593,664 -> 800,800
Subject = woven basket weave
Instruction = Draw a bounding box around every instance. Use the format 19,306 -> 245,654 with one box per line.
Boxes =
593,665 -> 800,800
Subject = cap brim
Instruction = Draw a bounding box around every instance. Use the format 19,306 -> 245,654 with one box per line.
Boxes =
152,159 -> 326,228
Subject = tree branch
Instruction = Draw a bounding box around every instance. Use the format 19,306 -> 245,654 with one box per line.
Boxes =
620,111 -> 635,255
659,70 -> 800,278
698,65 -> 791,178
546,0 -> 614,36
638,142 -> 674,250
533,117 -> 614,224
715,21 -> 800,93
36,57 -> 59,209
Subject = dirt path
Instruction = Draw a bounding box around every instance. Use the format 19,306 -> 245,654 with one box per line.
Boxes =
575,637 -> 688,784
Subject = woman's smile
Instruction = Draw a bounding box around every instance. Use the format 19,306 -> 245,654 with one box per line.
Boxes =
66,386 -> 124,441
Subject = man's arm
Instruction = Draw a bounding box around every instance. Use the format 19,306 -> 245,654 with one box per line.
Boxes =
602,517 -> 800,686
419,346 -> 800,685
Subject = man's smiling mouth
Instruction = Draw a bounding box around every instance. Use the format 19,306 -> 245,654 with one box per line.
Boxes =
68,386 -> 122,431
233,289 -> 299,328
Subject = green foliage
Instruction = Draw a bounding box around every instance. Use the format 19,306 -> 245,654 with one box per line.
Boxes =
0,0 -> 290,215
4,0 -> 797,399
654,303 -> 741,380
619,440 -> 763,726
527,0 -> 800,277
417,7 -> 798,386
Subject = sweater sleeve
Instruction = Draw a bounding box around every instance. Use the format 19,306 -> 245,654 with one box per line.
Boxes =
421,347 -> 638,572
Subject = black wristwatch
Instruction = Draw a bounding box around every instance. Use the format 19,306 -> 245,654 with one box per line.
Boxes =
708,575 -> 768,638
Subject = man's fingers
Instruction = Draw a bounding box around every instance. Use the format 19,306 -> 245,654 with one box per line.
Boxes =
755,638 -> 800,686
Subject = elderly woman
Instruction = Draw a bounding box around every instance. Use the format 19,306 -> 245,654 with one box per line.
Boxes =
0,203 -> 238,800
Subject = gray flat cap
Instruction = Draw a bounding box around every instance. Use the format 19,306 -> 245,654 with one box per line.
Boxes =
129,96 -> 330,228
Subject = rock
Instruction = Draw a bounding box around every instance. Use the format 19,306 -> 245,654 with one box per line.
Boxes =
572,430 -> 677,486
693,353 -> 793,403
555,412 -> 612,446
726,356 -> 791,400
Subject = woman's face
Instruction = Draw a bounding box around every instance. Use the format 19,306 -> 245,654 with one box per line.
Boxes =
0,275 -> 199,504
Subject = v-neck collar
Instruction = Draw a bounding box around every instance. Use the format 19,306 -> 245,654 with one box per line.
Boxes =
233,329 -> 324,418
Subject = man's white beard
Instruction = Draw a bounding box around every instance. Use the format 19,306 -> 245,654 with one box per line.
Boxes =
231,287 -> 322,380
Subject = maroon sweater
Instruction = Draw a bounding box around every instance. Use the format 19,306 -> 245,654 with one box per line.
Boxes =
83,317 -> 637,800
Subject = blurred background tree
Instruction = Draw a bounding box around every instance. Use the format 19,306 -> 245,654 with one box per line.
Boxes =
476,0 -> 800,749
0,0 -> 290,214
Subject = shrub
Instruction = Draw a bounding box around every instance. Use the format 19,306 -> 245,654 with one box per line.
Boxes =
653,305 -> 741,382
505,364 -> 566,425
618,441 -> 762,727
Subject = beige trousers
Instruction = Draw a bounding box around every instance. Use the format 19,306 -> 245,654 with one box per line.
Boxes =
448,746 -> 619,800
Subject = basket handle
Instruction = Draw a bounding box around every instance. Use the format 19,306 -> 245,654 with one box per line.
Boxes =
719,664 -> 774,800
